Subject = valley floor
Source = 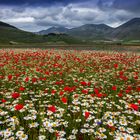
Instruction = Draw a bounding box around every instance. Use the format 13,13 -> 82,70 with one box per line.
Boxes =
0,44 -> 140,52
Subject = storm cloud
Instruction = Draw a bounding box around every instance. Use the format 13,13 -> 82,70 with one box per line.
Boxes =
0,0 -> 139,31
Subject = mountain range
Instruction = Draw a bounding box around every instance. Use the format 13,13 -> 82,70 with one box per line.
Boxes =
38,18 -> 140,41
0,21 -> 81,44
0,18 -> 140,44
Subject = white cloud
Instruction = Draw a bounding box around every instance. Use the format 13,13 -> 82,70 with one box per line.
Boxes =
0,2 -> 139,32
4,17 -> 34,23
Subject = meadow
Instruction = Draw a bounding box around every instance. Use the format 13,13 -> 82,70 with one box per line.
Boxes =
0,49 -> 140,140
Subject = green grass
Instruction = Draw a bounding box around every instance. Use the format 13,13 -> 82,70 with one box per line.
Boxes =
0,27 -> 47,43
0,27 -> 84,45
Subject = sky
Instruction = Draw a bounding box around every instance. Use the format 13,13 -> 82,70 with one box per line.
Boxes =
0,0 -> 140,32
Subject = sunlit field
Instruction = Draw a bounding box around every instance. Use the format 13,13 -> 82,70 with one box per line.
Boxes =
0,49 -> 140,140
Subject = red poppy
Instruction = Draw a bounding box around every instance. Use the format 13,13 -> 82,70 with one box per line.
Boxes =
55,132 -> 59,137
45,71 -> 49,75
119,71 -> 124,75
112,86 -> 117,91
96,93 -> 103,98
138,100 -> 140,104
94,88 -> 99,94
134,76 -> 138,79
108,126 -> 116,131
25,77 -> 29,82
127,86 -> 132,90
39,77 -> 46,81
64,86 -> 74,92
118,93 -> 123,97
111,126 -> 116,131
126,89 -> 130,94
19,87 -> 25,91
130,104 -> 139,111
32,77 -> 37,83
12,92 -> 20,99
75,79 -> 78,82
64,86 -> 70,92
80,81 -> 87,86
15,104 -> 24,110
90,94 -> 95,97
55,81 -> 60,85
85,112 -> 90,119
53,72 -> 57,75
48,105 -> 56,113
51,90 -> 56,95
8,74 -> 12,80
61,97 -> 67,104
59,72 -> 63,75
114,63 -> 118,68
82,89 -> 88,94
88,82 -> 91,86
1,99 -> 6,103
71,86 -> 76,91
0,75 -> 4,79
137,87 -> 140,92
59,91 -> 64,96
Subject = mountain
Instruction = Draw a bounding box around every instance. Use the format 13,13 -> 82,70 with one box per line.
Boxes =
1,18 -> 140,44
0,21 -> 17,29
38,26 -> 69,35
0,21 -> 48,43
67,24 -> 113,40
0,21 -> 82,44
109,18 -> 140,40
38,18 -> 140,41
38,24 -> 113,40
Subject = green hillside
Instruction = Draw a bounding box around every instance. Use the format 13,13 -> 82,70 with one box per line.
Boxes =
0,26 -> 47,44
1,18 -> 140,45
0,22 -> 82,45
43,33 -> 83,44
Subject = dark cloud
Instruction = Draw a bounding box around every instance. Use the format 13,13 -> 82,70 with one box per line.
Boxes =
98,0 -> 140,12
0,0 -> 139,31
97,0 -> 114,10
113,0 -> 140,12
0,0 -> 86,6
97,0 -> 140,24
12,7 -> 26,13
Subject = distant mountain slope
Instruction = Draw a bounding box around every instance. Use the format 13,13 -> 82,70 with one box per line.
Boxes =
38,24 -> 113,40
38,26 -> 69,35
109,18 -> 140,40
38,18 -> 140,41
67,24 -> 113,40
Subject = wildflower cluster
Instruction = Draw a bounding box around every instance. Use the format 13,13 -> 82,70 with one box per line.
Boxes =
0,49 -> 140,140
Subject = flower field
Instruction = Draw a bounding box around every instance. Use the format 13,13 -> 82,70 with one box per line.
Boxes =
0,49 -> 140,140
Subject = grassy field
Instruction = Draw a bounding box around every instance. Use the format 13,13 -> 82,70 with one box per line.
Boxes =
0,44 -> 140,52
0,49 -> 140,140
